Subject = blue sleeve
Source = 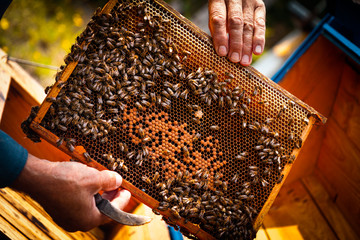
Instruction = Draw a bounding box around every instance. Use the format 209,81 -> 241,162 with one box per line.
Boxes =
0,130 -> 28,188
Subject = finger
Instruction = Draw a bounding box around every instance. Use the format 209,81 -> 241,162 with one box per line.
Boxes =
99,170 -> 122,191
110,189 -> 131,210
253,1 -> 266,55
240,0 -> 255,66
226,0 -> 243,63
208,0 -> 228,56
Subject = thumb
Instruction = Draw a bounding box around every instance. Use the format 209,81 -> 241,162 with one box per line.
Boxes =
99,170 -> 122,191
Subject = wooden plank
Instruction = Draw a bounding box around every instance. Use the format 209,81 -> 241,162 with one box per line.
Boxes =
0,188 -> 77,240
316,119 -> 360,236
0,49 -> 45,106
317,119 -> 360,193
302,175 -> 359,240
0,68 -> 11,120
0,84 -> 70,162
315,169 -> 360,237
263,180 -> 337,240
1,188 -> 104,240
278,36 -> 344,183
0,215 -> 28,240
331,63 -> 360,150
255,226 -> 269,240
0,194 -> 51,240
112,204 -> 170,240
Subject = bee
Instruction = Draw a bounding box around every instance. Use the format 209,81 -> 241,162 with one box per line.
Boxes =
288,155 -> 296,163
277,174 -> 284,184
182,146 -> 190,157
46,97 -> 57,103
259,100 -> 268,105
162,149 -> 171,156
288,100 -> 295,107
141,175 -> 152,184
247,124 -> 257,131
295,138 -> 303,148
138,128 -> 145,139
152,172 -> 160,182
58,124 -> 68,132
83,152 -> 91,162
56,137 -> 64,147
303,117 -> 309,125
225,72 -> 234,79
288,132 -> 295,141
67,142 -> 75,152
108,108 -> 119,114
261,178 -> 269,187
127,151 -> 136,159
119,143 -> 128,153
210,125 -> 219,131
277,108 -> 285,118
288,117 -> 294,125
156,182 -> 166,190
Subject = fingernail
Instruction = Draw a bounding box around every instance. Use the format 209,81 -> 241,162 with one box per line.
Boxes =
230,52 -> 240,62
218,45 -> 227,56
255,45 -> 262,54
241,55 -> 249,64
115,174 -> 122,187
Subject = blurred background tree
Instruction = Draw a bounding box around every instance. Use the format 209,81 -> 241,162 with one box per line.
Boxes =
0,0 -> 326,87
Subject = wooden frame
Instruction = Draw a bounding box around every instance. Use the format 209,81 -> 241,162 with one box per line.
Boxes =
27,0 -> 325,239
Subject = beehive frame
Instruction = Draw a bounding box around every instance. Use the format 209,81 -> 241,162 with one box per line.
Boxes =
28,0 -> 325,239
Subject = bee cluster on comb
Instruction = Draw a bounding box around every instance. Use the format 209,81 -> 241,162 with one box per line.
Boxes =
26,0 -> 324,239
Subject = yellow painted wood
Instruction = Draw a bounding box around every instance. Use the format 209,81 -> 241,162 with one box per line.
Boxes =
255,226 -> 269,240
0,215 -> 28,240
0,194 -> 52,240
0,68 -> 11,120
0,48 -> 45,106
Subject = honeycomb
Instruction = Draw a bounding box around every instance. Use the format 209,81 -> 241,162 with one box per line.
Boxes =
27,0 -> 325,239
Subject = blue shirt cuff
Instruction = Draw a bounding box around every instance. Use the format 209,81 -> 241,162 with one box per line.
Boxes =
0,130 -> 28,188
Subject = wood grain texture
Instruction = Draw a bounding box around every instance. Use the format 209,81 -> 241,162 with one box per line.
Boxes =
279,36 -> 345,184
263,180 -> 337,240
0,215 -> 28,240
0,188 -> 75,240
0,68 -> 11,120
331,63 -> 360,150
0,84 -> 70,162
0,194 -> 52,240
316,120 -> 360,236
302,175 -> 359,240
0,49 -> 45,106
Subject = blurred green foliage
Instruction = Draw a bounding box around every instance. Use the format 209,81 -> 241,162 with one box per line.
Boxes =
0,0 -> 321,86
0,0 -> 104,86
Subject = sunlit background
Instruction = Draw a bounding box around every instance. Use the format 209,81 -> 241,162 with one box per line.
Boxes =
0,0 -> 327,87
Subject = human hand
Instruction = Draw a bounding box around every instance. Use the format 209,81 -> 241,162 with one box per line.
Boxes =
208,0 -> 266,66
12,154 -> 131,232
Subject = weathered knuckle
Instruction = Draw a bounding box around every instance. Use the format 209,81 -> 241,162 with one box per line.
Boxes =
255,17 -> 266,28
256,0 -> 265,8
244,22 -> 254,32
253,36 -> 265,43
210,14 -> 226,28
228,15 -> 244,28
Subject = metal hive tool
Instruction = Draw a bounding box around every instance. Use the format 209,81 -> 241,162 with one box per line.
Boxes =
25,0 -> 326,239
